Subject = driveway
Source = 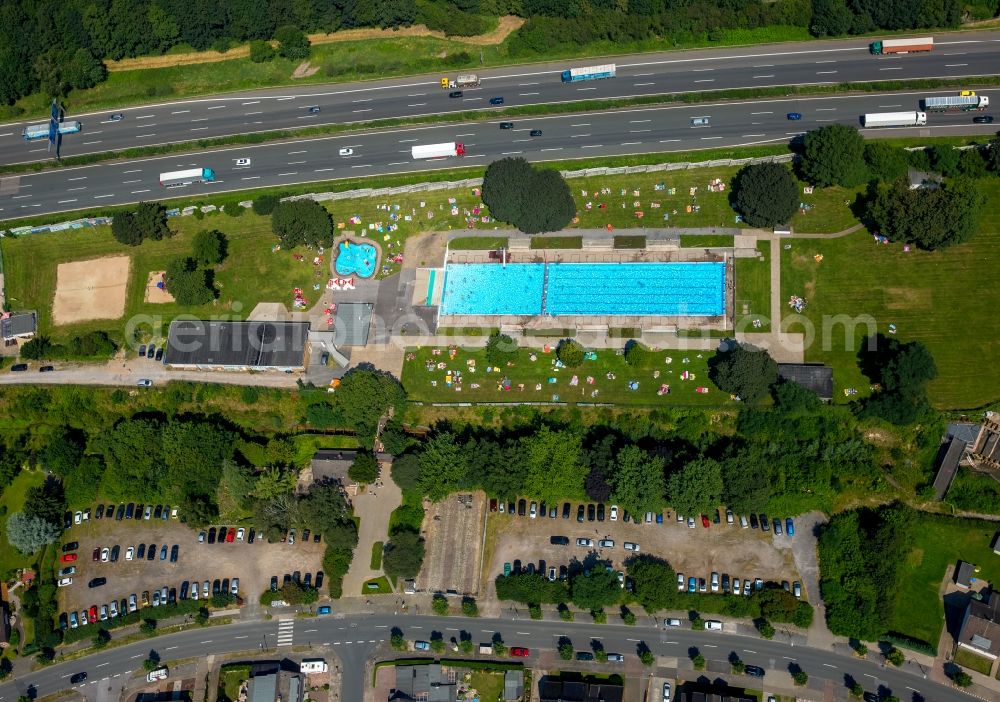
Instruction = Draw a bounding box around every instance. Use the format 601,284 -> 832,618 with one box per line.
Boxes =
341,470 -> 402,597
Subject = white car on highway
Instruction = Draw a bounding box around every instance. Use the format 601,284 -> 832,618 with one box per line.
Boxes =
338,147 -> 354,156
235,158 -> 251,166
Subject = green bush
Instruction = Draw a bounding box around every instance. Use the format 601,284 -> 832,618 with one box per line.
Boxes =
249,40 -> 277,63
252,195 -> 280,215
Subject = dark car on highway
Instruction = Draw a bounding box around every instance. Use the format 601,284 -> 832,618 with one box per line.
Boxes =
70,673 -> 88,684
499,122 -> 514,129
530,129 -> 543,137
449,91 -> 463,98
973,115 -> 994,124
308,106 -> 321,113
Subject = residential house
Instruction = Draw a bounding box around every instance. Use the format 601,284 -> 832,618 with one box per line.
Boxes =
391,664 -> 456,702
957,592 -> 1000,661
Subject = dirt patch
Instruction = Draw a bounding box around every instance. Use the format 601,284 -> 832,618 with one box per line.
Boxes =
484,503 -> 804,602
292,62 -> 321,79
53,256 -> 130,325
144,271 -> 175,304
420,493 -> 487,595
404,232 -> 449,270
57,511 -> 325,615
884,286 -> 931,310
107,17 -> 524,73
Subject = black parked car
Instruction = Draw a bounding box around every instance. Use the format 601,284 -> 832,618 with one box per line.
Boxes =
64,511 -> 72,529
303,572 -> 312,587
63,541 -> 79,552
576,504 -> 585,522
587,504 -> 596,522
597,503 -> 605,521
137,544 -> 146,559
170,545 -> 179,562
517,499 -> 526,516
314,532 -> 321,543
161,505 -> 169,520
302,529 -> 310,542
550,535 -> 569,545
213,579 -> 221,595
218,526 -> 228,542
116,504 -> 126,520
180,581 -> 189,599
95,505 -> 104,520
248,528 -> 255,544
759,513 -> 770,532
507,501 -> 516,514
125,503 -> 134,519
749,513 -> 759,529
146,344 -> 155,359
155,348 -> 164,362
88,577 -> 106,588
538,503 -> 546,521
283,574 -> 292,587
270,576 -> 278,592
208,527 -> 217,544
562,502 -> 571,519
153,505 -> 162,519
147,543 -> 157,561
135,503 -> 144,520
315,571 -> 324,589
168,588 -> 176,604
110,545 -> 120,562
745,665 -> 765,678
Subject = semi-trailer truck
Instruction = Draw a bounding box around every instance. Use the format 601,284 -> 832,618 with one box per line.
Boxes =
440,74 -> 480,89
921,95 -> 989,112
411,142 -> 465,159
21,120 -> 82,140
158,167 -> 217,187
861,112 -> 927,128
560,64 -> 616,82
869,37 -> 933,55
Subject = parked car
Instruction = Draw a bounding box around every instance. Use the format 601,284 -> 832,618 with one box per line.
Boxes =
705,620 -> 723,631
740,515 -> 749,528
250,528 -> 257,544
773,518 -> 783,535
726,509 -> 734,525
57,577 -> 73,587
110,545 -> 120,562
576,505 -> 585,522
100,547 -> 109,562
701,514 -> 710,528
517,500 -> 526,517
656,512 -> 664,524
170,545 -> 179,562
231,578 -> 239,595
109,601 -> 118,617
576,538 -> 593,547
759,514 -> 770,532
609,505 -> 619,521
745,665 -> 765,677
159,545 -> 167,560
785,517 -> 795,536
61,553 -> 78,563
598,539 -> 615,548
687,577 -> 697,592
529,501 -> 537,518
687,516 -> 695,529
414,641 -> 431,651
597,503 -> 605,521
128,594 -> 137,613
41,366 -> 57,374
607,653 -> 625,662
218,526 -> 227,542
550,535 -> 569,545
749,513 -> 758,529
710,572 -> 719,592
9,363 -> 28,372
59,566 -> 77,576
663,682 -> 671,702
733,577 -> 741,594
318,606 -> 332,615
665,618 -> 682,627
623,542 -> 639,552
63,541 -> 78,552
676,573 -> 685,591
99,605 -> 108,621
793,581 -> 802,598
144,505 -> 153,519
510,647 -> 530,657
202,581 -> 210,597
575,651 -> 594,661
562,502 -> 571,519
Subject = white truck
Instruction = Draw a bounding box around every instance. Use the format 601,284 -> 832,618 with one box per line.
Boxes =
921,95 -> 989,112
441,74 -> 480,89
479,644 -> 493,654
411,142 -> 466,159
861,111 -> 927,128
300,659 -> 329,674
561,64 -> 616,82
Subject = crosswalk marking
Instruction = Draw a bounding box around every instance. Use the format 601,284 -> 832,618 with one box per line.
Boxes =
277,619 -> 295,647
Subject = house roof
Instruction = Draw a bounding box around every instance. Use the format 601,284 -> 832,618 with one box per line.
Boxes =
933,437 -> 967,500
393,664 -> 454,702
248,674 -> 277,702
0,311 -> 36,339
310,450 -> 357,484
956,560 -> 976,587
503,670 -> 524,701
165,320 -> 308,369
333,302 -> 373,347
777,363 -> 834,400
960,592 -> 1000,656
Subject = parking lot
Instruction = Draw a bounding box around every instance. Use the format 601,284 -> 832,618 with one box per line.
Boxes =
56,505 -> 326,621
420,493 -> 487,595
485,501 -> 803,600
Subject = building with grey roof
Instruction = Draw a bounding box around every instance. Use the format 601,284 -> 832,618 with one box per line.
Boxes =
1,311 -> 36,341
503,670 -> 524,701
392,664 -> 455,702
957,591 -> 1000,661
165,320 -> 309,371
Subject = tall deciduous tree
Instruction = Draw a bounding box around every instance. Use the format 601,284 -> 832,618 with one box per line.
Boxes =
482,157 -> 575,234
192,229 -> 226,265
348,452 -> 379,484
382,531 -> 424,579
570,570 -> 621,611
520,426 -> 586,504
165,257 -> 214,305
866,178 -> 983,250
627,557 -> 677,613
271,199 -> 333,248
5,512 -> 60,554
418,433 -> 467,500
801,124 -> 868,187
330,365 -> 406,445
708,341 -> 778,402
609,445 -> 665,515
732,163 -> 797,228
863,142 -> 909,183
667,458 -> 723,517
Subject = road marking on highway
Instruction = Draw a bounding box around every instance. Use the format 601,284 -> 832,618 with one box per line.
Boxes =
131,654 -> 143,658
399,138 -> 418,142
350,164 -> 372,168
136,133 -> 157,138
659,139 -> 681,143
626,638 -> 641,642
753,75 -> 774,79
513,139 -> 531,142
296,115 -> 315,119
455,133 -> 475,137
570,134 -> 591,138
742,650 -> 756,654
288,161 -> 306,165
630,129 -> 651,133
28,148 -> 47,152
815,107 -> 837,111
879,104 -> 902,108
94,194 -> 114,199
201,640 -> 213,644
0,132 -> 12,136
703,644 -> 717,648
620,141 -> 642,145
406,93 -> 426,97
906,687 -> 920,693
136,114 -> 155,119
692,68 -> 714,72
241,100 -> 260,105
519,82 -> 539,86
784,656 -> 796,660
501,151 -> 523,155
278,172 -> 298,176
630,119 -> 651,123
945,63 -> 969,67
742,134 -> 765,137
278,97 -> 294,100
823,663 -> 836,668
816,71 -> 837,75
208,105 -> 225,110
241,176 -> 260,180
879,67 -> 902,71
171,110 -> 190,114
68,176 -> 88,181
245,111 -> 263,116
352,109 -> 372,113
581,144 -> 603,148
576,87 -> 597,91
407,102 -> 427,107
540,147 -> 562,151
520,92 -> 539,96
57,199 -> 77,204
131,189 -> 150,194
314,168 -> 334,172
863,673 -> 877,679
751,111 -> 773,115
785,131 -> 805,136
166,646 -> 178,650
694,79 -> 715,83
68,186 -> 86,191
123,169 -> 142,173
12,194 -> 33,199
352,98 -> 372,103
634,82 -> 654,86
234,635 -> 248,639
96,662 -> 109,667
83,140 -> 102,145
464,97 -> 483,100
752,64 -> 774,68
304,629 -> 317,633
190,127 -> 209,131
123,179 -> 141,184
88,130 -> 103,134
815,60 -> 836,64
388,162 -> 408,166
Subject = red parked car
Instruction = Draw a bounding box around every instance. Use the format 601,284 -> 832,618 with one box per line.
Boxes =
92,548 -> 101,561
226,530 -> 235,543
60,553 -> 78,563
88,605 -> 98,623
510,647 -> 530,657
701,514 -> 710,528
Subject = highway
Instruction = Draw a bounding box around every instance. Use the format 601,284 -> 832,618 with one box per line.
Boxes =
1,32 -> 999,166
0,89 -> 995,221
0,612 -> 960,702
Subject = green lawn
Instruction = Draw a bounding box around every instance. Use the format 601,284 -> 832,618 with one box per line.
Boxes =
954,647 -> 993,676
0,470 -> 46,577
449,236 -> 509,250
531,236 -> 582,249
362,576 -> 393,594
217,665 -> 249,702
469,670 -> 506,702
890,514 -> 1000,646
680,234 -> 735,248
734,242 -> 771,333
402,344 -> 731,407
781,179 -> 1000,409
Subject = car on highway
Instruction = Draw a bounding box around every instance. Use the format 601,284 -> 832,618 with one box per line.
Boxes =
787,112 -> 802,120
137,379 -> 152,387
530,129 -> 543,137
338,147 -> 354,156
235,158 -> 251,166
448,91 -> 463,98
576,538 -> 593,547
691,116 -> 710,126
109,113 -> 124,122
973,115 -> 994,124
308,106 -> 321,113
510,647 -> 529,657
71,672 -> 88,684
489,96 -> 504,105
499,122 -> 514,129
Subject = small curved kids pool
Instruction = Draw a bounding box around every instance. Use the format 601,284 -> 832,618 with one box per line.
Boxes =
335,240 -> 377,278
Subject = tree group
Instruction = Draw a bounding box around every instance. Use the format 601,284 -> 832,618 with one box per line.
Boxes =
111,202 -> 171,246
732,163 -> 798,228
801,124 -> 868,187
866,178 -> 983,250
271,199 -> 333,248
482,158 -> 575,234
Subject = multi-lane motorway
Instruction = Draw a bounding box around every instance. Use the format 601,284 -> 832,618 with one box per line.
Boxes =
0,89 -> 995,220
0,613 -> 962,702
1,31 -> 999,167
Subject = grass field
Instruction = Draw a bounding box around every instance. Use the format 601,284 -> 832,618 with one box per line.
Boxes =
680,234 -> 735,248
954,647 -> 993,676
890,514 -> 1000,647
217,665 -> 249,702
449,236 -> 509,250
362,576 -> 393,594
0,470 -> 46,577
734,242 -> 771,333
402,344 -> 730,407
469,670 -> 506,702
781,179 -> 1000,409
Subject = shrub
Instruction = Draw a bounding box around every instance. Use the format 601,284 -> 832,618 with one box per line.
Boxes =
556,339 -> 584,367
461,598 -> 478,617
253,195 -> 280,215
793,670 -> 808,685
432,595 -> 449,615
249,40 -> 276,63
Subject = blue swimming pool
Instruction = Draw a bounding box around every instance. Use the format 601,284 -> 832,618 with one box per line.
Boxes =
439,262 -> 725,316
335,240 -> 377,278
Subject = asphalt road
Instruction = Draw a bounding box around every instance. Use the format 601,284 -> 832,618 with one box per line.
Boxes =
1,32 -> 1000,166
0,613 -> 958,702
1,89 -> 996,221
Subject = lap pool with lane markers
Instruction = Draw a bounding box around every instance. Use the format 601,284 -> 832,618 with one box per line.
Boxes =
439,262 -> 725,316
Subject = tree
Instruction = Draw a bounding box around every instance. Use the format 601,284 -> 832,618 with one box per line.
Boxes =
802,124 -> 868,187
863,142 -> 909,183
252,467 -> 297,500
792,670 -> 808,685
390,453 -> 420,492
390,630 -> 406,650
570,570 -> 621,612
249,40 -> 276,62
275,25 -> 310,59
418,433 -> 467,500
627,557 -> 676,613
987,139 -> 1000,174
957,149 -> 988,179
866,178 -> 984,250
494,573 -> 567,604
143,651 -> 161,672
609,445 -> 665,515
24,475 -> 66,527
253,194 -> 280,215
708,341 -> 778,402
380,420 -> 410,456
192,229 -> 226,265
732,163 -> 798,228
348,452 -> 379,484
139,619 -> 157,636
484,331 -> 517,367
859,336 -> 938,425
383,531 -> 424,580
928,145 -> 960,177
850,682 -> 864,697
431,594 -> 449,615
461,597 -> 478,617
556,339 -> 584,367
667,458 -> 723,517
623,340 -> 648,366
810,0 -> 853,35
692,652 -> 706,670
885,647 -> 904,666
63,48 -> 107,91
330,366 -> 406,445
194,607 -> 210,625
758,621 -> 775,639
481,157 -> 575,234
953,669 -> 972,687
20,336 -> 54,360
271,199 -> 333,248
92,628 -> 111,648
5,512 -> 60,554
558,642 -> 573,660
519,426 -> 586,505
164,257 -> 214,305
0,658 -> 12,680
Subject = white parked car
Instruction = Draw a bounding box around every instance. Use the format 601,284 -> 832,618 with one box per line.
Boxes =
231,578 -> 239,595
576,538 -> 593,547
235,158 -> 251,166
146,667 -> 168,682
598,539 -> 614,549
677,573 -> 684,591
710,572 -> 720,592
705,620 -> 723,631
236,527 -> 245,541
623,541 -> 639,552
338,147 -> 354,156
609,505 -> 619,521
57,577 -> 73,587
125,546 -> 134,561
